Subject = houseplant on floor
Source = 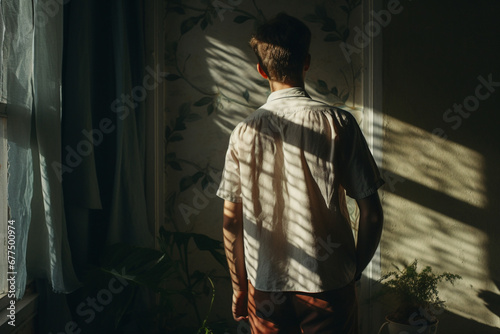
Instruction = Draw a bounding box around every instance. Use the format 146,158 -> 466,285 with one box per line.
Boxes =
81,226 -> 229,334
377,260 -> 462,334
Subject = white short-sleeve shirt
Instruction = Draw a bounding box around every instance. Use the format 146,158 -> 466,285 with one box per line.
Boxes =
217,87 -> 384,292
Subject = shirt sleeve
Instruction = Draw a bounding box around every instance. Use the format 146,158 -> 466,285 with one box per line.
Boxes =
334,110 -> 384,199
216,130 -> 243,203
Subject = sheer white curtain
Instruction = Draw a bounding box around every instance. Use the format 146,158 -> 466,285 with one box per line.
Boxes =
0,0 -> 79,298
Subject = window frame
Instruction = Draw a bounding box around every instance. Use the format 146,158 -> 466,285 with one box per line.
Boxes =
358,0 -> 384,333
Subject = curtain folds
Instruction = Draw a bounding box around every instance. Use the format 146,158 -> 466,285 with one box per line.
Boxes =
1,0 -> 80,299
1,0 -> 152,304
62,0 -> 153,276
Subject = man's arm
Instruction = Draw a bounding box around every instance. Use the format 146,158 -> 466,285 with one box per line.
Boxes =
222,200 -> 248,321
354,191 -> 384,280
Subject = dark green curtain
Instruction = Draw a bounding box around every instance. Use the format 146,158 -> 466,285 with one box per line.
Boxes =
62,0 -> 153,273
36,1 -> 153,333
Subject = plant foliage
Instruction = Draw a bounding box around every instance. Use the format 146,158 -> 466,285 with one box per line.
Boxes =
90,227 -> 227,333
379,260 -> 462,325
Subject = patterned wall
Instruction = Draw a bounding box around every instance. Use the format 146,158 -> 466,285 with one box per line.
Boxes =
161,0 -> 364,331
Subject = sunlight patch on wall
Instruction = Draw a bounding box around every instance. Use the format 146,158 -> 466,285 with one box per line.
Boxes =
201,35 -> 267,136
383,115 -> 487,209
382,192 -> 498,327
204,35 -> 266,106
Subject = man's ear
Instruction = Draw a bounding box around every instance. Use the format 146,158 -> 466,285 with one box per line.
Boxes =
304,54 -> 311,72
257,63 -> 268,79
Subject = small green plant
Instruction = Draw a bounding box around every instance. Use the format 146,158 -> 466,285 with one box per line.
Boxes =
379,260 -> 462,325
85,227 -> 228,334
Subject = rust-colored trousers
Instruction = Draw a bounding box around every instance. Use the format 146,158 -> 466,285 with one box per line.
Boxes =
247,281 -> 359,334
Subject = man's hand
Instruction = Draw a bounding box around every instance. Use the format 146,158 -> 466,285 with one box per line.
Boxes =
232,290 -> 249,321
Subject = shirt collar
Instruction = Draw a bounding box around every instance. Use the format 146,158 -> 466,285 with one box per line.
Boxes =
266,87 -> 310,103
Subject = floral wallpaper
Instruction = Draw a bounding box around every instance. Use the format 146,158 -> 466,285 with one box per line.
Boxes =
161,0 -> 364,331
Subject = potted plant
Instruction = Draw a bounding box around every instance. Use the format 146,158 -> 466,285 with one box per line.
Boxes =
377,260 -> 462,334
81,227 -> 228,334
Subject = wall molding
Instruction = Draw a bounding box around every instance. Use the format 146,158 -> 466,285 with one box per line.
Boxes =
360,0 -> 384,332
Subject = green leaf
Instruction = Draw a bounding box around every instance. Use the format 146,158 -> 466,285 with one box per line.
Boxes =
194,96 -> 213,106
205,173 -> 215,184
318,79 -> 328,89
331,86 -> 339,96
167,161 -> 182,171
315,79 -> 330,95
324,33 -> 341,42
166,153 -> 182,170
185,113 -> 202,122
243,89 -> 250,102
200,18 -> 208,30
191,270 -> 207,287
169,133 -> 184,142
192,171 -> 205,183
173,118 -> 187,131
234,15 -> 252,24
207,103 -> 215,115
165,74 -> 181,81
342,92 -> 350,103
112,288 -> 136,329
340,5 -> 349,13
201,176 -> 210,189
206,12 -> 213,25
99,243 -> 173,289
192,233 -> 222,252
180,15 -> 203,35
192,234 -> 228,269
169,231 -> 193,251
180,176 -> 195,191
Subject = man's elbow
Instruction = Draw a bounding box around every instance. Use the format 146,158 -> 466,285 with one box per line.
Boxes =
223,215 -> 239,230
222,200 -> 243,231
367,200 -> 383,226
357,193 -> 383,225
